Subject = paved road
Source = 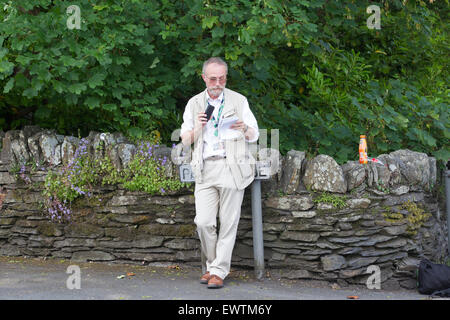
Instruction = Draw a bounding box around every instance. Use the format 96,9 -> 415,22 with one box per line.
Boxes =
0,256 -> 435,300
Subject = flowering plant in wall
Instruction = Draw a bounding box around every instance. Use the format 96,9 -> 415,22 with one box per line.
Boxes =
42,138 -> 186,223
118,141 -> 185,195
42,138 -> 96,223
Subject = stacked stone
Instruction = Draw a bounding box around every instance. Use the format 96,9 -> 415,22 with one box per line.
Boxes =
0,126 -> 447,288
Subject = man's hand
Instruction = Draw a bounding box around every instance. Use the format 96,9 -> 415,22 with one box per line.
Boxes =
230,120 -> 246,132
231,120 -> 255,141
195,112 -> 208,130
181,112 -> 207,146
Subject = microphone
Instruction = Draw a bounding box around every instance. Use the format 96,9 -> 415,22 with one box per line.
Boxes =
205,104 -> 215,121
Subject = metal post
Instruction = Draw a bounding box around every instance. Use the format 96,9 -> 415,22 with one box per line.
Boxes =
251,179 -> 265,280
445,169 -> 450,257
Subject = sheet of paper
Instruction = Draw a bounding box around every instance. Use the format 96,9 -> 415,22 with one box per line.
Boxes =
219,116 -> 241,140
220,116 -> 239,130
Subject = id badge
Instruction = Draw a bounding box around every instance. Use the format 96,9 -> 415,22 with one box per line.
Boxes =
212,141 -> 224,151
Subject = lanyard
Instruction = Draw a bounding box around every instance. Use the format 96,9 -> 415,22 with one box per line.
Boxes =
210,96 -> 225,137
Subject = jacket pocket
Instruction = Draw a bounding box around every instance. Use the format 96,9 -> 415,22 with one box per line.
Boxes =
236,154 -> 255,180
222,109 -> 236,118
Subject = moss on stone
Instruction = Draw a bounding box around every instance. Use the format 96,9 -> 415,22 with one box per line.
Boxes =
402,200 -> 431,236
312,192 -> 347,210
66,223 -> 104,238
37,222 -> 62,237
139,224 -> 196,237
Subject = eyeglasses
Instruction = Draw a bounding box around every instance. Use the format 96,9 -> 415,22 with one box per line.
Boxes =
205,75 -> 227,83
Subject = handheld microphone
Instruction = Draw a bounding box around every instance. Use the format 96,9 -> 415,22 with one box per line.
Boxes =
205,104 -> 215,121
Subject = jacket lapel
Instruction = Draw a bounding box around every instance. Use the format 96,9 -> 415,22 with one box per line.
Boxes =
222,88 -> 234,116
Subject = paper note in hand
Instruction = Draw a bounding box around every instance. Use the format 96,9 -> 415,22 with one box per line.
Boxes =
220,116 -> 239,130
219,116 -> 240,140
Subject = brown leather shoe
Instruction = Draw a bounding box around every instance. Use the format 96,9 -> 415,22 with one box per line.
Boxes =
200,272 -> 210,284
207,275 -> 224,289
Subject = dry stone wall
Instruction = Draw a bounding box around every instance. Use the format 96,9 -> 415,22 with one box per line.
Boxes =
0,126 -> 448,288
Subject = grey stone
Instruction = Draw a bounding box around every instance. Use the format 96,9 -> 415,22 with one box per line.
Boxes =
346,198 -> 371,209
382,193 -> 424,206
292,211 -> 316,218
287,223 -> 333,232
27,132 -> 44,166
316,203 -> 334,210
133,236 -> 165,248
341,161 -> 365,191
283,269 -> 312,279
264,195 -> 314,211
280,150 -> 305,194
376,238 -> 408,248
356,235 -> 395,246
339,268 -> 366,279
54,238 -> 96,248
337,222 -> 352,231
367,157 -> 391,189
384,225 -> 408,236
164,239 -> 198,250
0,244 -> 21,256
388,149 -> 431,188
321,254 -> 346,271
71,250 -> 115,262
108,195 -> 139,206
61,136 -> 80,166
117,143 -> 136,167
346,256 -> 378,269
391,185 -> 409,195
303,154 -> 346,193
280,231 -> 320,242
39,131 -> 61,166
0,172 -> 16,184
337,247 -> 362,255
428,157 -> 436,189
359,249 -> 398,257
328,236 -> 369,244
156,218 -> 176,225
13,130 -> 34,164
263,223 -> 285,232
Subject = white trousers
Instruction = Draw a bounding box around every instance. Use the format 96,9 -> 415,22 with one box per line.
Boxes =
194,158 -> 245,280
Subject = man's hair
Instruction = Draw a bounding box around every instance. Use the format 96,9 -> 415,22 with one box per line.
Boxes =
202,57 -> 228,75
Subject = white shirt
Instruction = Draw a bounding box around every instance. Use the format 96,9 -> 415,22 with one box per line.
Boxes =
180,89 -> 259,160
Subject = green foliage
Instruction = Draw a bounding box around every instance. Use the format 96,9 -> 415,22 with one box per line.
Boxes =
0,0 -> 448,164
117,140 -> 186,194
313,192 -> 347,210
402,200 -> 431,236
41,137 -> 186,223
382,201 -> 431,237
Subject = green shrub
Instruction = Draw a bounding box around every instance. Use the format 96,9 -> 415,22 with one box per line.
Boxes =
1,0 -> 448,164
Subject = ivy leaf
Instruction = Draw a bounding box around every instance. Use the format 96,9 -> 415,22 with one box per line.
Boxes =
149,57 -> 160,69
68,83 -> 87,95
88,73 -> 106,89
202,16 -> 218,29
3,78 -> 14,93
85,96 -> 101,109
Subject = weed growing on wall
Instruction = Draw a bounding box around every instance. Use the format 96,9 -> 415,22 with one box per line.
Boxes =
42,139 -> 186,223
312,192 -> 347,210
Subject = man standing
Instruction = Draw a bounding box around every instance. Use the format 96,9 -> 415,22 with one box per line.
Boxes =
180,57 -> 259,289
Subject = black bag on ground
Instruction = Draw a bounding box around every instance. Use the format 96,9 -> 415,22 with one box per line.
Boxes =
418,259 -> 450,296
